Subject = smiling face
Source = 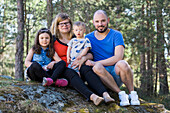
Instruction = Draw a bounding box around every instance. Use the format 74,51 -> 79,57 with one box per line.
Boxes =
58,19 -> 71,34
73,25 -> 86,39
93,12 -> 109,33
39,33 -> 50,49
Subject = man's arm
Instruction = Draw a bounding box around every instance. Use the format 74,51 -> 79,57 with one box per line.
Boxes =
97,45 -> 124,66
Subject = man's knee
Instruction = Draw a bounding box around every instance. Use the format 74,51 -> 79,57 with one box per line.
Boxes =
92,63 -> 105,75
116,60 -> 131,73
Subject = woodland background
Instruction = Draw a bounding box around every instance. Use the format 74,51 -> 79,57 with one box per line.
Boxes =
0,0 -> 169,109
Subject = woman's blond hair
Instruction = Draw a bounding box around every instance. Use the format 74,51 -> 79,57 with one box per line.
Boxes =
50,13 -> 73,40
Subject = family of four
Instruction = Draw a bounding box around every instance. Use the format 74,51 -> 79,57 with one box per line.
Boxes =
25,10 -> 140,106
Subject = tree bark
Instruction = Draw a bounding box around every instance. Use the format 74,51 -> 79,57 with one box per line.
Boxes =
47,0 -> 53,29
61,0 -> 64,12
140,3 -> 147,93
146,0 -> 153,96
15,0 -> 24,80
156,0 -> 169,94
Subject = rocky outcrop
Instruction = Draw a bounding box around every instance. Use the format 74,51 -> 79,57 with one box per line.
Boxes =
0,75 -> 169,113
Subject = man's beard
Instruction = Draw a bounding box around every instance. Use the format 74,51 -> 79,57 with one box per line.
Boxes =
96,24 -> 108,33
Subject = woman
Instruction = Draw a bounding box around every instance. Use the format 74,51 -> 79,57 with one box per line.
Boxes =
50,13 -> 114,105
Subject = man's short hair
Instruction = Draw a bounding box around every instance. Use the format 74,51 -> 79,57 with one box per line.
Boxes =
93,10 -> 108,19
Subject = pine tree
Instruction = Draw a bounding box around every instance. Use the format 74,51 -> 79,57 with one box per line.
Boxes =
47,0 -> 53,29
156,0 -> 169,94
15,0 -> 24,80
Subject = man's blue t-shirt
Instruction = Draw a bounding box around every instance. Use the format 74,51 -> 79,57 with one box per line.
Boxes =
85,29 -> 125,61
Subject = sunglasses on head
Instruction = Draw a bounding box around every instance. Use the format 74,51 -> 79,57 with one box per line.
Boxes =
40,29 -> 49,32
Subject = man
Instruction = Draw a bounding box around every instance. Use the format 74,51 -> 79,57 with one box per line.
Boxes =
85,10 -> 140,106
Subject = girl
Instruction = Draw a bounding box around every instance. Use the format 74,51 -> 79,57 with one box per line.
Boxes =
24,28 -> 68,87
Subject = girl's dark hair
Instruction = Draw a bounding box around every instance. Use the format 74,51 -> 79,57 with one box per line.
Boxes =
32,28 -> 54,58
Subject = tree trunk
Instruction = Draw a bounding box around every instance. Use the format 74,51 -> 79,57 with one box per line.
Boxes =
26,6 -> 30,55
155,55 -> 158,96
140,3 -> 147,93
15,0 -> 24,80
156,0 -> 169,94
149,1 -> 156,96
61,0 -> 64,12
0,0 -> 7,73
47,0 -> 53,29
146,0 -> 153,96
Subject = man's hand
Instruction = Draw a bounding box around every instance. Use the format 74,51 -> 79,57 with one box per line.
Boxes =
85,60 -> 95,66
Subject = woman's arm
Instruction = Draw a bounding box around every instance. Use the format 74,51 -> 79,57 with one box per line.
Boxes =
76,47 -> 90,60
72,52 -> 93,69
53,52 -> 62,62
25,48 -> 34,68
67,46 -> 71,63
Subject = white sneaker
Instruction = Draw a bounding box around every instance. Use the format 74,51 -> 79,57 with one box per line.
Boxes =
129,91 -> 140,105
118,91 -> 130,106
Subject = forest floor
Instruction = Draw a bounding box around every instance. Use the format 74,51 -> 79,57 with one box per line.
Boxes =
140,93 -> 170,110
120,86 -> 170,110
0,75 -> 169,112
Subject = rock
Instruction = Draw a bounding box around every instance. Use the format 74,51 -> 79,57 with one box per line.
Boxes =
0,76 -> 169,113
0,75 -> 13,80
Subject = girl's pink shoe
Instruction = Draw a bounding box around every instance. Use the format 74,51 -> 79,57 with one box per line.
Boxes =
42,77 -> 53,86
55,78 -> 68,87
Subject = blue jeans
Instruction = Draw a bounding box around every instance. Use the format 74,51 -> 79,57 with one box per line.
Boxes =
105,65 -> 123,87
68,62 -> 79,73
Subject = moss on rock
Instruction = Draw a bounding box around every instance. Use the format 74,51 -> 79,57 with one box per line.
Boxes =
0,76 -> 169,113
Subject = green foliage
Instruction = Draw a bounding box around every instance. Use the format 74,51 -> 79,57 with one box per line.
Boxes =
0,0 -> 17,76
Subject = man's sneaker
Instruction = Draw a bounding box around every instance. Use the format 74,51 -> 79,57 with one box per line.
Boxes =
129,91 -> 140,105
55,78 -> 68,87
42,77 -> 53,86
118,91 -> 130,106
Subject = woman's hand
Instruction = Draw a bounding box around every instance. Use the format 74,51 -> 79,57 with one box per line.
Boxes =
78,56 -> 87,69
71,56 -> 87,70
76,55 -> 82,60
